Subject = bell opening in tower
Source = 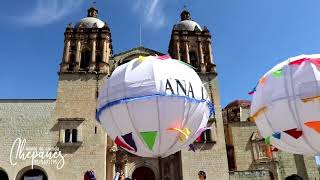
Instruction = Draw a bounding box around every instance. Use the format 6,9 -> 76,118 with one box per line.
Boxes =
68,54 -> 76,71
189,51 -> 198,68
96,53 -> 102,71
80,50 -> 91,70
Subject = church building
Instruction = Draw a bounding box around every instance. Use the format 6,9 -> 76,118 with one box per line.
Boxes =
0,6 -> 318,180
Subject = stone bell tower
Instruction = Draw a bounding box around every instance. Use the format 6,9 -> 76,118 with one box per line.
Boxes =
60,6 -> 112,73
167,9 -> 229,180
168,10 -> 215,73
53,6 -> 113,180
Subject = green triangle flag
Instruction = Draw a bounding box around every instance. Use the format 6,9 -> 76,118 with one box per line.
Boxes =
140,131 -> 158,150
265,136 -> 271,145
271,69 -> 283,77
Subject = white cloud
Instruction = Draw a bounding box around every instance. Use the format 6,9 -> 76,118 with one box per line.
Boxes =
18,0 -> 83,26
132,0 -> 167,28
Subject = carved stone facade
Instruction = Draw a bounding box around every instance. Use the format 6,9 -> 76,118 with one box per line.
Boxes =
0,6 -> 319,180
168,10 -> 216,74
60,7 -> 112,74
223,100 -> 320,179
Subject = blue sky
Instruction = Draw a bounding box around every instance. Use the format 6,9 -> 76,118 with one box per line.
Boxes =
0,0 -> 319,165
1,0 -> 320,106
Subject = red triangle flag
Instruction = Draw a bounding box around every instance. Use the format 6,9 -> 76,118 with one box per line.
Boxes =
115,136 -> 135,151
271,146 -> 279,152
289,58 -> 320,68
156,55 -> 171,60
305,121 -> 320,133
289,58 -> 306,66
196,136 -> 201,142
284,128 -> 303,139
310,59 -> 320,68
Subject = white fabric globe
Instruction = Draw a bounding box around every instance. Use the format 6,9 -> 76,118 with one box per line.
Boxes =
250,54 -> 320,155
97,55 -> 213,157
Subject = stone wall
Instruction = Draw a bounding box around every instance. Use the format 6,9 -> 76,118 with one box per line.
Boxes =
179,75 -> 229,180
54,73 -> 108,180
227,121 -> 320,180
229,170 -> 271,180
0,100 -> 58,180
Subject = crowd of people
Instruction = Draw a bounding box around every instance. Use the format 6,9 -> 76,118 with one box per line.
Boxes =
86,169 -> 303,179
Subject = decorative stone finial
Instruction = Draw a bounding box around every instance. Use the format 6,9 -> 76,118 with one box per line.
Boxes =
180,10 -> 191,21
77,22 -> 84,28
87,6 -> 98,18
194,25 -> 201,32
203,26 -> 210,32
67,23 -> 73,29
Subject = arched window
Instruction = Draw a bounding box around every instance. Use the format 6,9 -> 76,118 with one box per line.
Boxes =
80,49 -> 91,70
65,129 -> 71,143
189,51 -> 198,68
132,166 -> 155,180
70,45 -> 76,51
72,129 -> 78,143
68,53 -> 76,71
96,53 -> 102,71
179,54 -> 183,61
16,166 -> 48,180
196,129 -> 212,142
0,169 -> 9,180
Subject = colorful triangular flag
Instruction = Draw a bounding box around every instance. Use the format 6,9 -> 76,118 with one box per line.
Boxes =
284,128 -> 303,139
122,132 -> 137,152
196,135 -> 202,142
271,69 -> 283,77
271,146 -> 279,152
272,132 -> 281,139
138,55 -> 147,61
265,136 -> 271,145
189,144 -> 195,152
305,121 -> 320,133
259,76 -> 267,85
115,136 -> 134,151
289,58 -> 320,68
156,55 -> 171,60
310,58 -> 320,68
248,86 -> 257,95
289,58 -> 305,66
140,131 -> 158,150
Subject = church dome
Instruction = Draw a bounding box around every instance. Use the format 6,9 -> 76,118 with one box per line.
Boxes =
174,9 -> 202,31
75,17 -> 105,28
174,20 -> 202,31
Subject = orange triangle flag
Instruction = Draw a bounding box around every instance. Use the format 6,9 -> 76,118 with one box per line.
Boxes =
305,121 -> 320,133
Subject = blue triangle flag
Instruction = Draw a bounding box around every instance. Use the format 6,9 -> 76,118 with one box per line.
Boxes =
272,132 -> 281,139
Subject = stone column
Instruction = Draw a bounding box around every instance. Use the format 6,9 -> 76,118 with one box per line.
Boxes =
184,41 -> 190,63
198,41 -> 206,73
207,39 -> 215,73
59,129 -> 64,142
75,39 -> 81,70
105,41 -> 110,64
63,40 -> 71,63
89,34 -> 97,71
100,34 -> 110,74
175,41 -> 181,60
207,40 -> 213,64
61,39 -> 71,71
